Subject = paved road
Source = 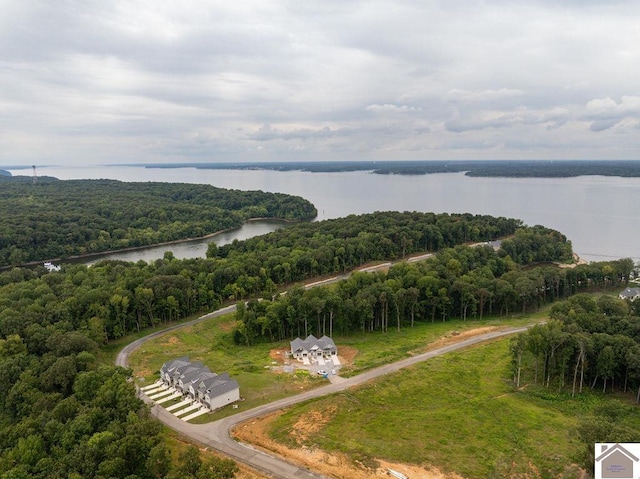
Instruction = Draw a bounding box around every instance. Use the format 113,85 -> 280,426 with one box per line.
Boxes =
118,310 -> 529,479
115,305 -> 237,368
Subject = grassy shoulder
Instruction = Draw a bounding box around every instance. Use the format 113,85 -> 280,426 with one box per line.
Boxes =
126,305 -> 544,422
336,311 -> 546,377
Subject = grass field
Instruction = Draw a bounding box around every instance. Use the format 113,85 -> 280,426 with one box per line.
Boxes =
268,339 -> 586,478
334,311 -> 546,376
126,308 -> 542,419
123,304 -> 640,477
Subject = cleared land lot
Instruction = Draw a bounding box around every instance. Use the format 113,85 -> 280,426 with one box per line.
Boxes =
127,308 -> 640,478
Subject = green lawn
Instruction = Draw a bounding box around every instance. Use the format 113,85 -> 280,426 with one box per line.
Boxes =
336,313 -> 541,376
127,309 -> 541,420
123,304 -> 640,476
268,339 -> 585,478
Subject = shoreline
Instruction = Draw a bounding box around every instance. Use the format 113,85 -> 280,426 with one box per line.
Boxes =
2,217 -> 299,271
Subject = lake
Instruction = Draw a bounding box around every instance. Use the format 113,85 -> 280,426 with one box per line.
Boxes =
12,165 -> 640,264
75,219 -> 290,265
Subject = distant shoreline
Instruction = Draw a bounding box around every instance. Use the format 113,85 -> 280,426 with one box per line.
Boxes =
123,159 -> 640,179
6,160 -> 640,179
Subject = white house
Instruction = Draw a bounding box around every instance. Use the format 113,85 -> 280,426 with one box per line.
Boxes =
160,357 -> 190,386
619,287 -> 640,301
203,373 -> 240,410
290,334 -> 337,361
159,358 -> 240,411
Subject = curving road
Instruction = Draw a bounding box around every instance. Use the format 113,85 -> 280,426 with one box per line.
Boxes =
117,306 -> 529,479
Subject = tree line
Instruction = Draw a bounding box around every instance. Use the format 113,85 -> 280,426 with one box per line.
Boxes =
232,245 -> 632,346
146,160 -> 640,178
511,293 -> 640,398
509,293 -> 640,476
0,212 -> 526,345
211,211 -> 524,281
0,176 -> 317,267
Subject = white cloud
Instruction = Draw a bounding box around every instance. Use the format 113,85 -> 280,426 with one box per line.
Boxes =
365,104 -> 422,113
446,89 -> 524,103
584,96 -> 640,131
1,0 -> 640,164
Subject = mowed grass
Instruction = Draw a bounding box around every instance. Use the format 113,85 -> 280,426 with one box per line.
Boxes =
336,313 -> 543,376
128,314 -> 327,418
268,339 -> 584,478
127,307 -> 541,419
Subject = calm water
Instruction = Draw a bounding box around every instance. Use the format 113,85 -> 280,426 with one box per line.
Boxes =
79,219 -> 289,265
11,165 -> 640,264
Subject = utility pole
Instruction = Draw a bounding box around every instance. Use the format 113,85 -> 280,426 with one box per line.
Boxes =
32,165 -> 37,184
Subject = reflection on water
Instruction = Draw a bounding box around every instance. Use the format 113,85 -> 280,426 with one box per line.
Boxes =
81,219 -> 288,265
13,165 -> 640,263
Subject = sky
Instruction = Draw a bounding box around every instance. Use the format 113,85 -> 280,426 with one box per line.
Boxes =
1,0 -> 639,166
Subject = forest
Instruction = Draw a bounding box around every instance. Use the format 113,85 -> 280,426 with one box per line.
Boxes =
232,238 -> 631,346
510,294 -> 640,471
511,294 -> 640,397
0,204 -> 635,478
211,211 -> 527,277
0,176 -> 316,267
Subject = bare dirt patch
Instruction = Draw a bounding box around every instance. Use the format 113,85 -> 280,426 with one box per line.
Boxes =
233,412 -> 464,479
232,329 -> 509,479
160,335 -> 182,346
269,348 -> 289,364
337,345 -> 358,366
291,405 -> 338,443
426,326 -> 498,351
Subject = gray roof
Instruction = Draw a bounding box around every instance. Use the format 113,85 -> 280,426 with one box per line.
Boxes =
317,335 -> 336,350
290,337 -> 305,352
620,287 -> 640,298
194,372 -> 221,391
205,375 -> 239,397
290,334 -> 336,352
160,357 -> 190,375
160,359 -> 239,399
180,364 -> 211,384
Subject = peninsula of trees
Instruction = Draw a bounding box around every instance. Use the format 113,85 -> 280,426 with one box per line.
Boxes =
0,203 -> 637,478
0,177 -> 316,267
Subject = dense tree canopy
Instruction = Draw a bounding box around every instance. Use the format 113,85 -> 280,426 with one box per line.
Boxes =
0,176 -> 316,267
232,248 -> 633,346
0,206 -> 625,478
511,289 -> 640,397
212,211 -> 526,281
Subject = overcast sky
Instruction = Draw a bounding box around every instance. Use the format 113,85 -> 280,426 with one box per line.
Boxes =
1,1 -> 639,166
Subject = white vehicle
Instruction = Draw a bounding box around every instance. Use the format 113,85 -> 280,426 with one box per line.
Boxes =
317,369 -> 328,376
